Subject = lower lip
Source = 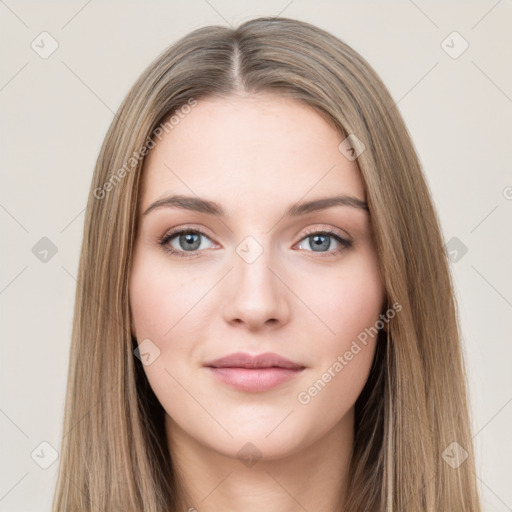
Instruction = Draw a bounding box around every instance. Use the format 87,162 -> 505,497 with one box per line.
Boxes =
206,367 -> 304,392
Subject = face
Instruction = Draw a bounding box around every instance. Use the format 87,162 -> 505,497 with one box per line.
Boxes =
129,93 -> 386,461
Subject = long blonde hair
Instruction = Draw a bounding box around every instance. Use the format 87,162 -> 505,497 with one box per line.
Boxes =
52,16 -> 482,511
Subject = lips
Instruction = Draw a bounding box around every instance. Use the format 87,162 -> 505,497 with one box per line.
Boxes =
204,352 -> 305,392
204,352 -> 305,370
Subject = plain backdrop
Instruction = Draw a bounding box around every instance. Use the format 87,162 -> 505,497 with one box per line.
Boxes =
1,1 -> 511,511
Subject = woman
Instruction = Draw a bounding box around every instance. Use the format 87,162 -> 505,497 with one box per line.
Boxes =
52,16 -> 482,511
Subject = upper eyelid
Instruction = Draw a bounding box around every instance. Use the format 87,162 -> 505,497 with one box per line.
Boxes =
301,226 -> 351,240
162,225 -> 216,244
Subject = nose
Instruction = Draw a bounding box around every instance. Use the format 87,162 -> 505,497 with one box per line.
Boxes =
222,239 -> 291,332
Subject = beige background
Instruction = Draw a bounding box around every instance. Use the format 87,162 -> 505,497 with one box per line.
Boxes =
1,1 -> 511,510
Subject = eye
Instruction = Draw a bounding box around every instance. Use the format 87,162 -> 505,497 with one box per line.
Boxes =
158,227 -> 353,259
159,228 -> 215,258
296,229 -> 352,257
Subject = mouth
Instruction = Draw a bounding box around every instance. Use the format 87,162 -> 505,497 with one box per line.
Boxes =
203,352 -> 306,392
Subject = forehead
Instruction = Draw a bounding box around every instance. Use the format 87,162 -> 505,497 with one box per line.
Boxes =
139,94 -> 366,214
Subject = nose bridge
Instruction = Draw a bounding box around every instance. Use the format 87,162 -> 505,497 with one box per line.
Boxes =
222,232 -> 290,329
235,234 -> 275,289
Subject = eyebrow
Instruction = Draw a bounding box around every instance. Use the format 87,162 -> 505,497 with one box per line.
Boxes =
143,193 -> 369,217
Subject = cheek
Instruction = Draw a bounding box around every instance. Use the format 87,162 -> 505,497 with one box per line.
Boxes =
292,254 -> 384,408
129,250 -> 202,338
128,250 -> 213,401
297,252 -> 384,353
129,254 -> 204,422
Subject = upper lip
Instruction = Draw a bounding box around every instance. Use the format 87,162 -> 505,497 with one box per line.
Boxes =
204,352 -> 305,370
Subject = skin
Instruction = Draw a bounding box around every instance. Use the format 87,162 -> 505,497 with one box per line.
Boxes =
129,93 -> 386,512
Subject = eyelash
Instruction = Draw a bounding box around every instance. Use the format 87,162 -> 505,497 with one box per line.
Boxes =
158,227 -> 353,259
